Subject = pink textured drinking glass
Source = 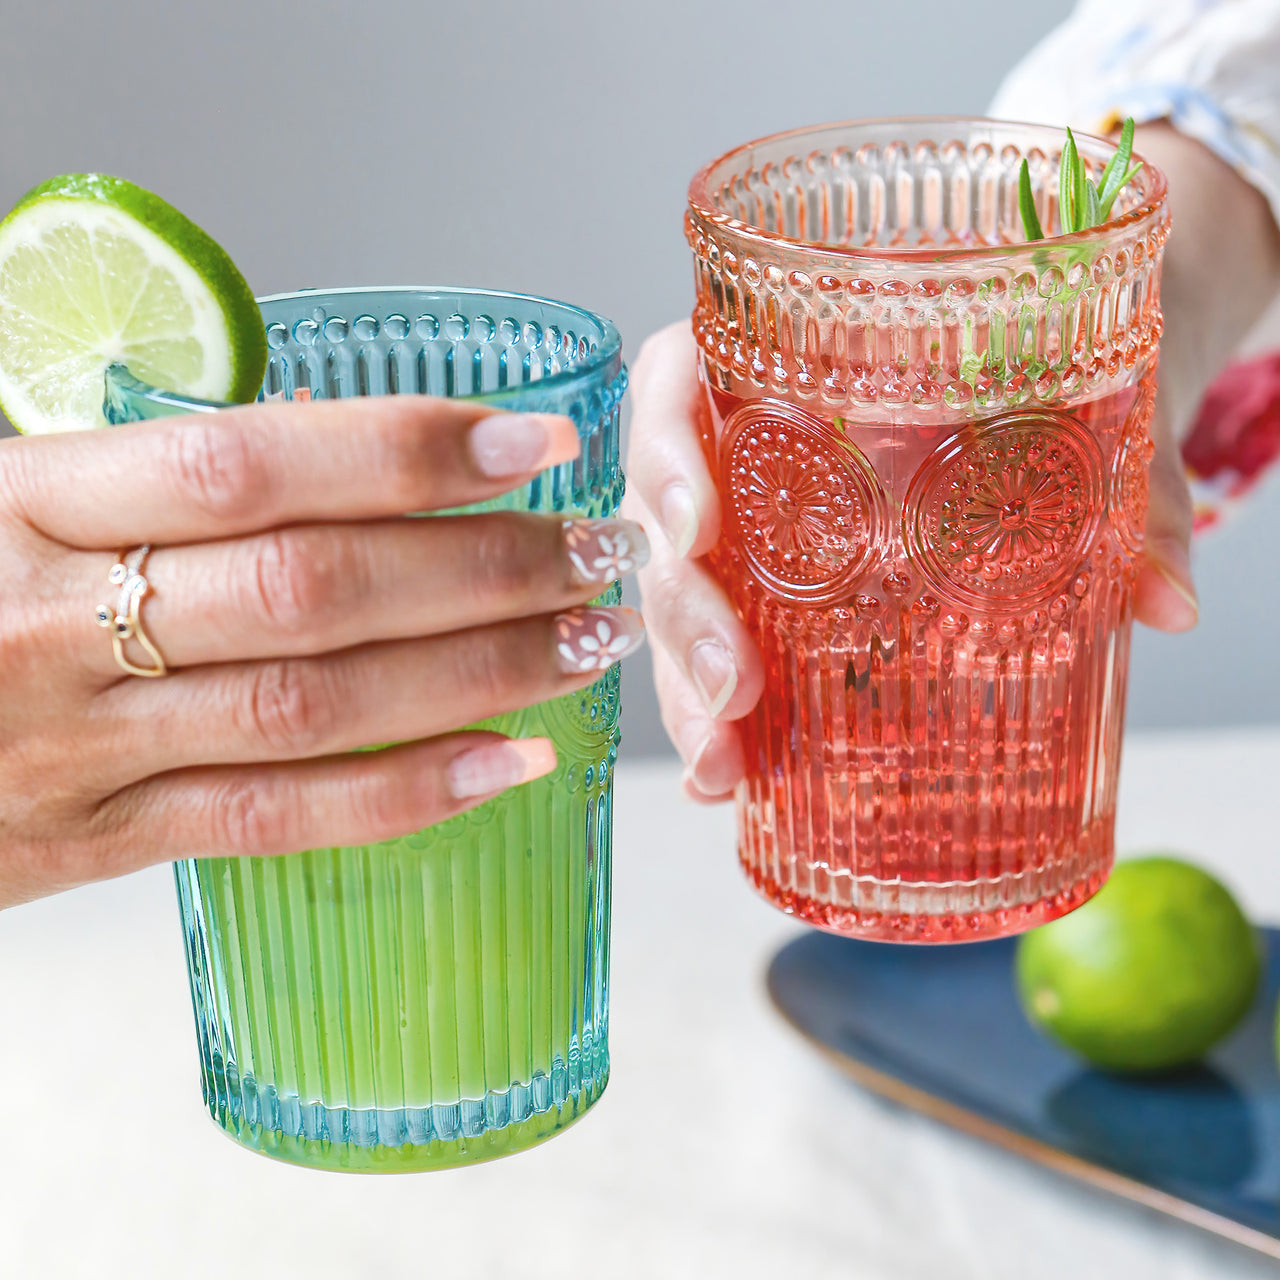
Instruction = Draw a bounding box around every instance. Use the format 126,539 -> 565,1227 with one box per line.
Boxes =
686,118 -> 1170,942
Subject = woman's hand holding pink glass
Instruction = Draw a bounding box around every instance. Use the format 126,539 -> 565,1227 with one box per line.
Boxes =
625,125 -> 1280,805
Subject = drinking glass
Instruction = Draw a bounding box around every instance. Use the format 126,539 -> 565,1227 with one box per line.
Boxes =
106,287 -> 625,1169
686,120 -> 1169,942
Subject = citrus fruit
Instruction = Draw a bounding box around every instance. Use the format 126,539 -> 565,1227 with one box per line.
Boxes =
0,173 -> 266,433
1016,855 -> 1261,1072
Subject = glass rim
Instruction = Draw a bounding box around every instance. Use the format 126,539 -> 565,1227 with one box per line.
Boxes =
686,115 -> 1170,263
110,284 -> 624,412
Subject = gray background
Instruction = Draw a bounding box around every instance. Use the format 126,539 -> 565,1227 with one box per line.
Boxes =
2,0 -> 1277,753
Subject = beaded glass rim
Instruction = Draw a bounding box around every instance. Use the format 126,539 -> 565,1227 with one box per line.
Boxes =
110,284 -> 624,412
687,116 -> 1170,263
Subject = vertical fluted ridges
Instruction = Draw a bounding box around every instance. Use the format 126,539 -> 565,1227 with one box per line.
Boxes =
100,290 -> 627,1174
174,707 -> 615,1172
736,575 -> 1130,942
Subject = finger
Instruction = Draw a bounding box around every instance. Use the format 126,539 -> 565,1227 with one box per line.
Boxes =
652,645 -> 743,802
91,733 -> 558,876
94,607 -> 647,781
1134,409 -> 1199,633
638,542 -> 763,723
2,396 -> 580,548
626,321 -> 721,558
73,514 -> 649,676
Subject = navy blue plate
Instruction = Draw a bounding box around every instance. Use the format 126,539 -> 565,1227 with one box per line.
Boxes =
767,928 -> 1280,1259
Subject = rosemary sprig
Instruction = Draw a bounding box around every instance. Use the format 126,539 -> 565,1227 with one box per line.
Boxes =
960,119 -> 1144,395
1017,159 -> 1044,239
1017,116 -> 1143,241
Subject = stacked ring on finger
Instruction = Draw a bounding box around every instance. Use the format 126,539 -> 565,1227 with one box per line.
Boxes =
95,544 -> 168,678
5,395 -> 655,874
75,508 -> 646,781
82,513 -> 646,674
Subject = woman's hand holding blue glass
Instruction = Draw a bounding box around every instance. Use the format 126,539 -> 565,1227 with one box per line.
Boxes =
0,395 -> 648,907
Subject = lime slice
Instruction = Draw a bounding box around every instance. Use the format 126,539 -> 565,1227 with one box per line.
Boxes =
0,173 -> 266,433
1016,855 -> 1261,1073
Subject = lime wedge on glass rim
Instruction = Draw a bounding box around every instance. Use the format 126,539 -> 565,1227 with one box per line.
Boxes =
0,173 -> 266,434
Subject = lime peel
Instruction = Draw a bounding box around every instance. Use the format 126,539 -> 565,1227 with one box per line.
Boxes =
0,173 -> 266,434
1016,855 -> 1261,1073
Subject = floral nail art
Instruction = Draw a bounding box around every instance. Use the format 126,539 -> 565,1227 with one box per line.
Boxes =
563,519 -> 650,585
554,607 -> 645,674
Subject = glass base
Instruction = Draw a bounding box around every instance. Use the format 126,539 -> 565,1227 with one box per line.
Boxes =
742,854 -> 1112,943
200,1055 -> 609,1173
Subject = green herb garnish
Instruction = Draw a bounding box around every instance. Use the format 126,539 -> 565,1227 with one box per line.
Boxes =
1017,116 -> 1143,241
1017,159 -> 1045,240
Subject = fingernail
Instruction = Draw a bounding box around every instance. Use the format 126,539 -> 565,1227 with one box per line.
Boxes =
678,725 -> 740,799
469,413 -> 580,479
447,737 -> 558,799
689,640 -> 738,718
1153,545 -> 1199,626
660,484 -> 699,558
563,518 -> 651,585
553,606 -> 646,675
680,731 -> 715,797
1152,560 -> 1198,624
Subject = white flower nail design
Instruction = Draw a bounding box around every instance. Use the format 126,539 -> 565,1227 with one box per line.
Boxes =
564,519 -> 650,584
554,607 -> 645,673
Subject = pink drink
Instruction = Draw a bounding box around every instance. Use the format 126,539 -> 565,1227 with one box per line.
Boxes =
687,119 -> 1169,941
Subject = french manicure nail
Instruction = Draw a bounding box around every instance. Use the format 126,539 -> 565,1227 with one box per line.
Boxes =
679,725 -> 740,799
447,737 -> 558,799
469,413 -> 580,479
1154,554 -> 1200,626
564,518 -> 651,585
680,730 -> 715,797
689,640 -> 738,718
660,484 -> 699,557
553,607 -> 646,675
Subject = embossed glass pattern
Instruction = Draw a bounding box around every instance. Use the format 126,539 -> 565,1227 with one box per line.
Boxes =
687,120 -> 1169,941
107,287 -> 624,1168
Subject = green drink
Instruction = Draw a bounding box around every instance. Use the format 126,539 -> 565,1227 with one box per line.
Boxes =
177,676 -> 617,1171
111,287 -> 626,1170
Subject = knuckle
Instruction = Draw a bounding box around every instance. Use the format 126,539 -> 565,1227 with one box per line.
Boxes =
250,530 -> 339,637
641,561 -> 695,628
167,421 -> 266,522
243,659 -> 337,756
214,779 -> 290,855
454,628 -> 525,707
351,765 -> 423,839
468,517 -> 541,606
374,405 -> 441,508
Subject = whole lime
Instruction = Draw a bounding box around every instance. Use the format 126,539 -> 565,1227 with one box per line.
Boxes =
1016,856 -> 1261,1073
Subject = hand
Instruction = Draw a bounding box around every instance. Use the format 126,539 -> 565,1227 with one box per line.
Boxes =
627,128 -> 1280,802
1130,122 -> 1280,628
625,319 -> 1199,804
623,322 -> 761,803
0,397 -> 647,907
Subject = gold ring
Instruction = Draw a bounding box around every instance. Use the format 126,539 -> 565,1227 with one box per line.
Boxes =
95,545 -> 168,678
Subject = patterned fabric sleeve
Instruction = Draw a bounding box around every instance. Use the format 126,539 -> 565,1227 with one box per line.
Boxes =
989,0 -> 1280,531
990,0 -> 1280,224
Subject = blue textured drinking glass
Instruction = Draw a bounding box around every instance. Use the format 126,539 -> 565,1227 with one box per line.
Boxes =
106,287 -> 625,1171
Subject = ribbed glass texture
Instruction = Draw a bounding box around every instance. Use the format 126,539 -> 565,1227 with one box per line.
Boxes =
687,120 -> 1170,942
107,287 -> 624,1169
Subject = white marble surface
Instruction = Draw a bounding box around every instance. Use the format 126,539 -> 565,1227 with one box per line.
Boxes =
3,729 -> 1280,1279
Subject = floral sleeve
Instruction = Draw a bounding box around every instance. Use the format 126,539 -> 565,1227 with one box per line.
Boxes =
989,0 -> 1280,531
